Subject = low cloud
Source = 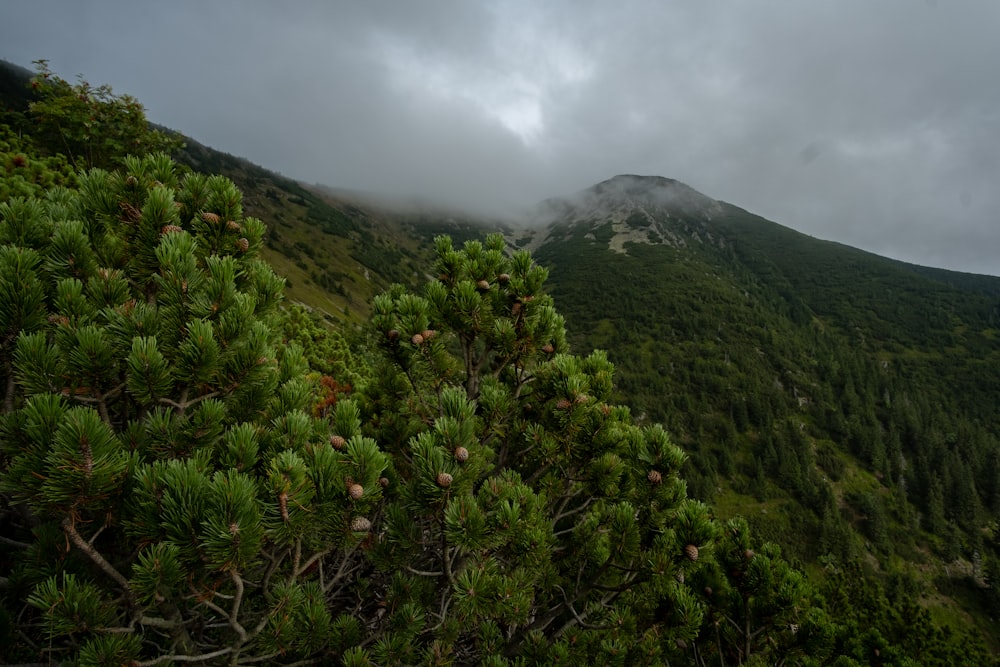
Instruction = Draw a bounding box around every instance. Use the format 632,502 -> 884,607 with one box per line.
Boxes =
2,0 -> 998,273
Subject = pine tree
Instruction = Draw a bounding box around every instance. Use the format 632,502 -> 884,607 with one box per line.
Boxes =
688,517 -> 837,666
0,155 -> 387,664
354,234 -> 718,663
26,60 -> 183,171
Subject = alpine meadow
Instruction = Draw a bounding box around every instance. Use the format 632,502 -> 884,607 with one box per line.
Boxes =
2,60 -> 1000,666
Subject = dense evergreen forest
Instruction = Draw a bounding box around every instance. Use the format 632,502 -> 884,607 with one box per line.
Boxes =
1,60 -> 998,665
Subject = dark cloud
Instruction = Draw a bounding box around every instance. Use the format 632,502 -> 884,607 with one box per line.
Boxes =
2,0 -> 998,273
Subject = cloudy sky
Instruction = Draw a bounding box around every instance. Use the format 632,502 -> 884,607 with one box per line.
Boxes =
2,1 -> 998,274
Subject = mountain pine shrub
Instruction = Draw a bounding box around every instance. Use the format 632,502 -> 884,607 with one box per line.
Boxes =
0,154 -> 386,664
355,234 -> 719,663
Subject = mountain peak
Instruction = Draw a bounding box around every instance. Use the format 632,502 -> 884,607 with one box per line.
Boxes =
595,173 -> 684,190
586,174 -> 718,211
526,174 -> 726,254
535,174 -> 721,220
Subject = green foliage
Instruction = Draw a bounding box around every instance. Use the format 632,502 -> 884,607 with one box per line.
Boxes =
0,155 -> 388,664
26,60 -> 183,170
0,126 -> 78,201
358,233 -> 724,661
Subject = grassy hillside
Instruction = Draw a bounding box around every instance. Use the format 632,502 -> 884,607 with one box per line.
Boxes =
177,138 -> 430,325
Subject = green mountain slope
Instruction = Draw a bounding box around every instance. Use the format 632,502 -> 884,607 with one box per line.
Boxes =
176,141 -> 524,328
177,137 -> 428,324
531,174 -> 1000,646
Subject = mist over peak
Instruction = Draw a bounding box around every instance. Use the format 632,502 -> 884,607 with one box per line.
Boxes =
532,174 -> 724,226
587,174 -> 719,211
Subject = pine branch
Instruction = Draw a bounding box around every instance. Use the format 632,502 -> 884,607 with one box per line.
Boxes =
61,516 -> 134,604
235,651 -> 295,664
259,544 -> 287,592
440,517 -> 456,586
100,614 -> 181,632
158,391 -> 219,413
137,646 -> 233,666
715,621 -> 727,667
563,597 -> 614,631
512,552 -> 617,648
191,590 -> 230,624
553,588 -> 625,640
0,534 -> 31,549
552,495 -> 592,526
189,574 -> 249,647
428,594 -> 453,632
227,570 -> 249,643
321,541 -> 362,594
294,545 -> 335,579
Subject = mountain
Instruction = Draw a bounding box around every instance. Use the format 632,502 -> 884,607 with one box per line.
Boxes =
530,174 -> 1000,646
4,58 -> 999,654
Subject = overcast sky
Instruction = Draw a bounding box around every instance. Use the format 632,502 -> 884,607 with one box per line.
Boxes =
3,1 -> 999,274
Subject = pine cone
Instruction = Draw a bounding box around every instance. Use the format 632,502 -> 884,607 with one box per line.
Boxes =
329,434 -> 346,450
421,329 -> 436,341
684,544 -> 699,561
201,211 -> 220,224
454,446 -> 469,462
378,477 -> 390,488
348,483 -> 364,500
498,272 -> 511,284
226,220 -> 241,232
436,472 -> 453,488
647,470 -> 663,485
476,279 -> 490,290
555,398 -> 573,410
743,549 -> 755,560
411,333 -> 424,345
160,224 -> 183,235
350,517 -> 372,532
387,329 -> 400,341
675,570 -> 685,584
541,343 -> 555,354
235,237 -> 250,252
